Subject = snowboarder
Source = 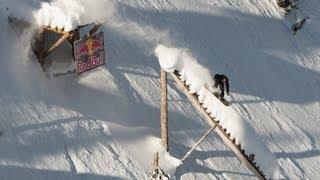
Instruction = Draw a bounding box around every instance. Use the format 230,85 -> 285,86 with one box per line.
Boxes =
213,74 -> 230,100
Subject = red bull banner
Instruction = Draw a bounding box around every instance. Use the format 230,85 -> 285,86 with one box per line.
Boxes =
74,32 -> 105,75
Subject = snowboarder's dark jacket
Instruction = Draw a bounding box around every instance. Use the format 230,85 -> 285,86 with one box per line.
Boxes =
214,74 -> 230,98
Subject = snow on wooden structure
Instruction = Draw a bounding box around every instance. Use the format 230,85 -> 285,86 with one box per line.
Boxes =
34,23 -> 103,71
169,71 -> 267,179
155,44 -> 280,180
6,0 -> 108,74
8,16 -> 103,72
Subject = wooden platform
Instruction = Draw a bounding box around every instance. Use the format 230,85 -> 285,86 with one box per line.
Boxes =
8,16 -> 102,72
34,24 -> 102,71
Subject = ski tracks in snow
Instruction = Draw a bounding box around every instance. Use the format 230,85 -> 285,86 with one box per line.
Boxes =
61,119 -> 144,179
258,100 -> 320,178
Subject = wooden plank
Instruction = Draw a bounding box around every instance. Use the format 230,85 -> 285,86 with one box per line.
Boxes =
169,71 -> 266,180
70,28 -> 80,60
160,69 -> 169,152
43,33 -> 70,58
153,152 -> 159,167
43,26 -> 71,35
37,30 -> 46,68
180,125 -> 216,163
88,24 -> 102,36
82,24 -> 102,39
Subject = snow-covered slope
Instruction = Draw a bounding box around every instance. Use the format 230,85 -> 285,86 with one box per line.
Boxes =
5,0 -> 115,31
0,0 -> 320,179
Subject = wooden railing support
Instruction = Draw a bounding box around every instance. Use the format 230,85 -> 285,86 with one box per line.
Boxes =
160,69 -> 169,152
180,125 -> 216,163
43,33 -> 70,58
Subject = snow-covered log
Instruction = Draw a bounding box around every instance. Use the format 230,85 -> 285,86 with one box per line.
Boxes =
155,44 -> 280,179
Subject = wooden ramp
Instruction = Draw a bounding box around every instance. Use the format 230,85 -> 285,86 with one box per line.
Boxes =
169,71 -> 267,180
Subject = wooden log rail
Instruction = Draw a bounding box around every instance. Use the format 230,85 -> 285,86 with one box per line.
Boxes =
160,69 -> 169,151
169,71 -> 267,180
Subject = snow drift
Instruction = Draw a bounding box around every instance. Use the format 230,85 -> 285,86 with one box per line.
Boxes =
4,0 -> 116,31
155,44 -> 280,179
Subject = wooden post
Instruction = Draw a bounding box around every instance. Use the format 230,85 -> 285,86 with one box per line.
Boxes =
160,69 -> 169,152
71,28 -> 80,59
37,29 -> 45,68
153,152 -> 159,167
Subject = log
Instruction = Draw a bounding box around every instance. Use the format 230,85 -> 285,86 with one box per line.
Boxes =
43,26 -> 71,35
169,71 -> 266,180
37,30 -> 46,68
88,24 -> 102,36
153,152 -> 159,167
43,33 -> 70,58
160,69 -> 169,152
70,29 -> 80,59
180,125 -> 216,163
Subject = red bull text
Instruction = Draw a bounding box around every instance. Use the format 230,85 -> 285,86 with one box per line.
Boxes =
74,32 -> 106,75
77,54 -> 104,73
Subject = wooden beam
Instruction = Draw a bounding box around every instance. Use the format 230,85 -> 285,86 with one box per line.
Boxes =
36,30 -> 46,68
180,125 -> 216,163
88,24 -> 102,36
43,26 -> 71,36
70,28 -> 80,59
153,152 -> 159,167
73,28 -> 80,43
43,33 -> 70,58
169,71 -> 266,180
160,69 -> 169,152
82,24 -> 102,39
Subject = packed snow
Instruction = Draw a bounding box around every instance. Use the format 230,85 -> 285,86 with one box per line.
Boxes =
5,0 -> 116,31
155,44 -> 215,93
0,0 -> 320,179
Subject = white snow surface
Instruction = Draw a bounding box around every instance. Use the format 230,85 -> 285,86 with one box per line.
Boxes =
155,44 -> 215,93
155,44 -> 280,179
0,0 -> 320,179
5,0 -> 116,31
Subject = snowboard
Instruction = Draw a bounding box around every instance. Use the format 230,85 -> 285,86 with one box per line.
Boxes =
213,92 -> 230,106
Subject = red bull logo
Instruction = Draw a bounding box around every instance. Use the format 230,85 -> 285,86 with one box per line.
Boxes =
74,32 -> 106,75
76,37 -> 103,57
